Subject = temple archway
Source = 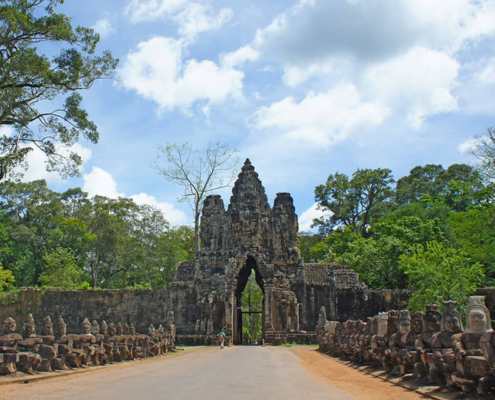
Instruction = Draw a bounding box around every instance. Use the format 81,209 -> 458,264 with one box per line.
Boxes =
233,256 -> 264,345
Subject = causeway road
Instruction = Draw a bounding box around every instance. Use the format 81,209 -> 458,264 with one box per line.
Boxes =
0,346 -> 423,400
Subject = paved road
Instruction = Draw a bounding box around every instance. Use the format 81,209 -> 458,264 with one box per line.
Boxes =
0,346 -> 356,400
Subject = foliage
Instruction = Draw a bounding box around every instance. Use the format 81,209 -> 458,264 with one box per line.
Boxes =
0,264 -> 14,290
0,0 -> 118,181
399,241 -> 484,312
0,180 -> 194,289
314,168 -> 395,237
39,246 -> 82,289
154,141 -> 239,252
448,204 -> 495,284
241,270 -> 263,344
298,232 -> 324,262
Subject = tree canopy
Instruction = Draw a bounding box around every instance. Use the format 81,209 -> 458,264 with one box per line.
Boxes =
0,0 -> 118,180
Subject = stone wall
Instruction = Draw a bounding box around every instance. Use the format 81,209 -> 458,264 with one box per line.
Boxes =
0,287 -> 172,335
2,287 -> 495,341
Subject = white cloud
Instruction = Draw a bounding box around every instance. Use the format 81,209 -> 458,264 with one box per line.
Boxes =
364,47 -> 459,128
220,45 -> 260,69
118,36 -> 244,112
92,19 -> 115,38
252,82 -> 390,147
131,193 -> 189,226
125,0 -> 232,41
83,167 -> 123,198
477,58 -> 495,84
458,137 -> 479,154
298,203 -> 331,232
83,167 -> 190,226
19,143 -> 92,184
222,0 -> 495,88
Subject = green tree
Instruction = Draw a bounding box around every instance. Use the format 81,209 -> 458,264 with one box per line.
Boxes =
154,141 -> 239,252
399,241 -> 484,312
0,0 -> 118,180
314,168 -> 395,236
449,204 -> 495,283
395,164 -> 485,211
39,246 -> 82,289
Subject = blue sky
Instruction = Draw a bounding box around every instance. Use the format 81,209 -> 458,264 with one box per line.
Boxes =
14,0 -> 495,230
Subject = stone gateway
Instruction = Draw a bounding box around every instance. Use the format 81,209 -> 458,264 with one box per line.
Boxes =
170,159 -> 369,345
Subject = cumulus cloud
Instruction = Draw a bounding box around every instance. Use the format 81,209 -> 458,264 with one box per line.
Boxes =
125,0 -> 233,41
252,82 -> 390,147
363,47 -> 459,128
458,137 -> 479,154
83,167 -> 123,199
83,167 -> 190,226
130,193 -> 189,226
17,143 -> 92,184
92,19 -> 115,38
298,203 -> 331,232
118,36 -> 244,112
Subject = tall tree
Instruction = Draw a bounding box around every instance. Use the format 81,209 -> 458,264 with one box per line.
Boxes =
154,141 -> 239,252
467,127 -> 495,183
314,168 -> 394,236
0,0 -> 118,180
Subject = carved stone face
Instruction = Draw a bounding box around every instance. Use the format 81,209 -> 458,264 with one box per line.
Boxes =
399,320 -> 411,335
108,323 -> 116,336
377,317 -> 388,336
91,320 -> 100,335
425,314 -> 441,333
56,318 -> 66,337
445,316 -> 461,333
412,317 -> 424,334
468,309 -> 487,333
83,322 -> 91,335
42,316 -> 53,336
4,317 -> 16,334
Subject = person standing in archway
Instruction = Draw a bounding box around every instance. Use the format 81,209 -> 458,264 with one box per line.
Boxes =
218,329 -> 226,349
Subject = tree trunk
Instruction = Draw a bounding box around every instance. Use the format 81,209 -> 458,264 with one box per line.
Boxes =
194,216 -> 200,252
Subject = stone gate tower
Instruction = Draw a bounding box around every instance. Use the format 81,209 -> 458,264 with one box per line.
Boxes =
170,159 -> 366,344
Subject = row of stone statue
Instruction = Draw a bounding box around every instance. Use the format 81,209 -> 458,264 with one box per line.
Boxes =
0,312 -> 176,375
316,296 -> 495,396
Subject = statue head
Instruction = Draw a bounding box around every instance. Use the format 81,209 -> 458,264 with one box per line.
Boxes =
158,324 -> 164,334
398,310 -> 411,335
377,312 -> 388,336
148,324 -> 155,335
465,296 -> 493,334
101,321 -> 108,336
425,304 -> 441,333
82,318 -> 91,334
23,313 -> 36,337
42,316 -> 53,336
108,323 -> 117,336
123,323 -> 130,335
116,323 -> 123,335
411,311 -> 425,334
387,310 -> 399,336
441,301 -> 463,333
166,311 -> 175,325
4,317 -> 16,334
130,324 -> 136,335
91,320 -> 100,335
56,317 -> 66,338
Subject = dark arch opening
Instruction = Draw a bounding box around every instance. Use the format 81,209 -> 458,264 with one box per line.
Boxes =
233,257 -> 264,345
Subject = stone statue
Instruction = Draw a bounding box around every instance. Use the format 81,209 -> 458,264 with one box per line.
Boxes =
41,316 -> 54,337
17,314 -> 42,373
451,296 -> 492,393
430,300 -> 463,389
388,310 -> 412,376
0,317 -> 22,374
415,304 -> 441,384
